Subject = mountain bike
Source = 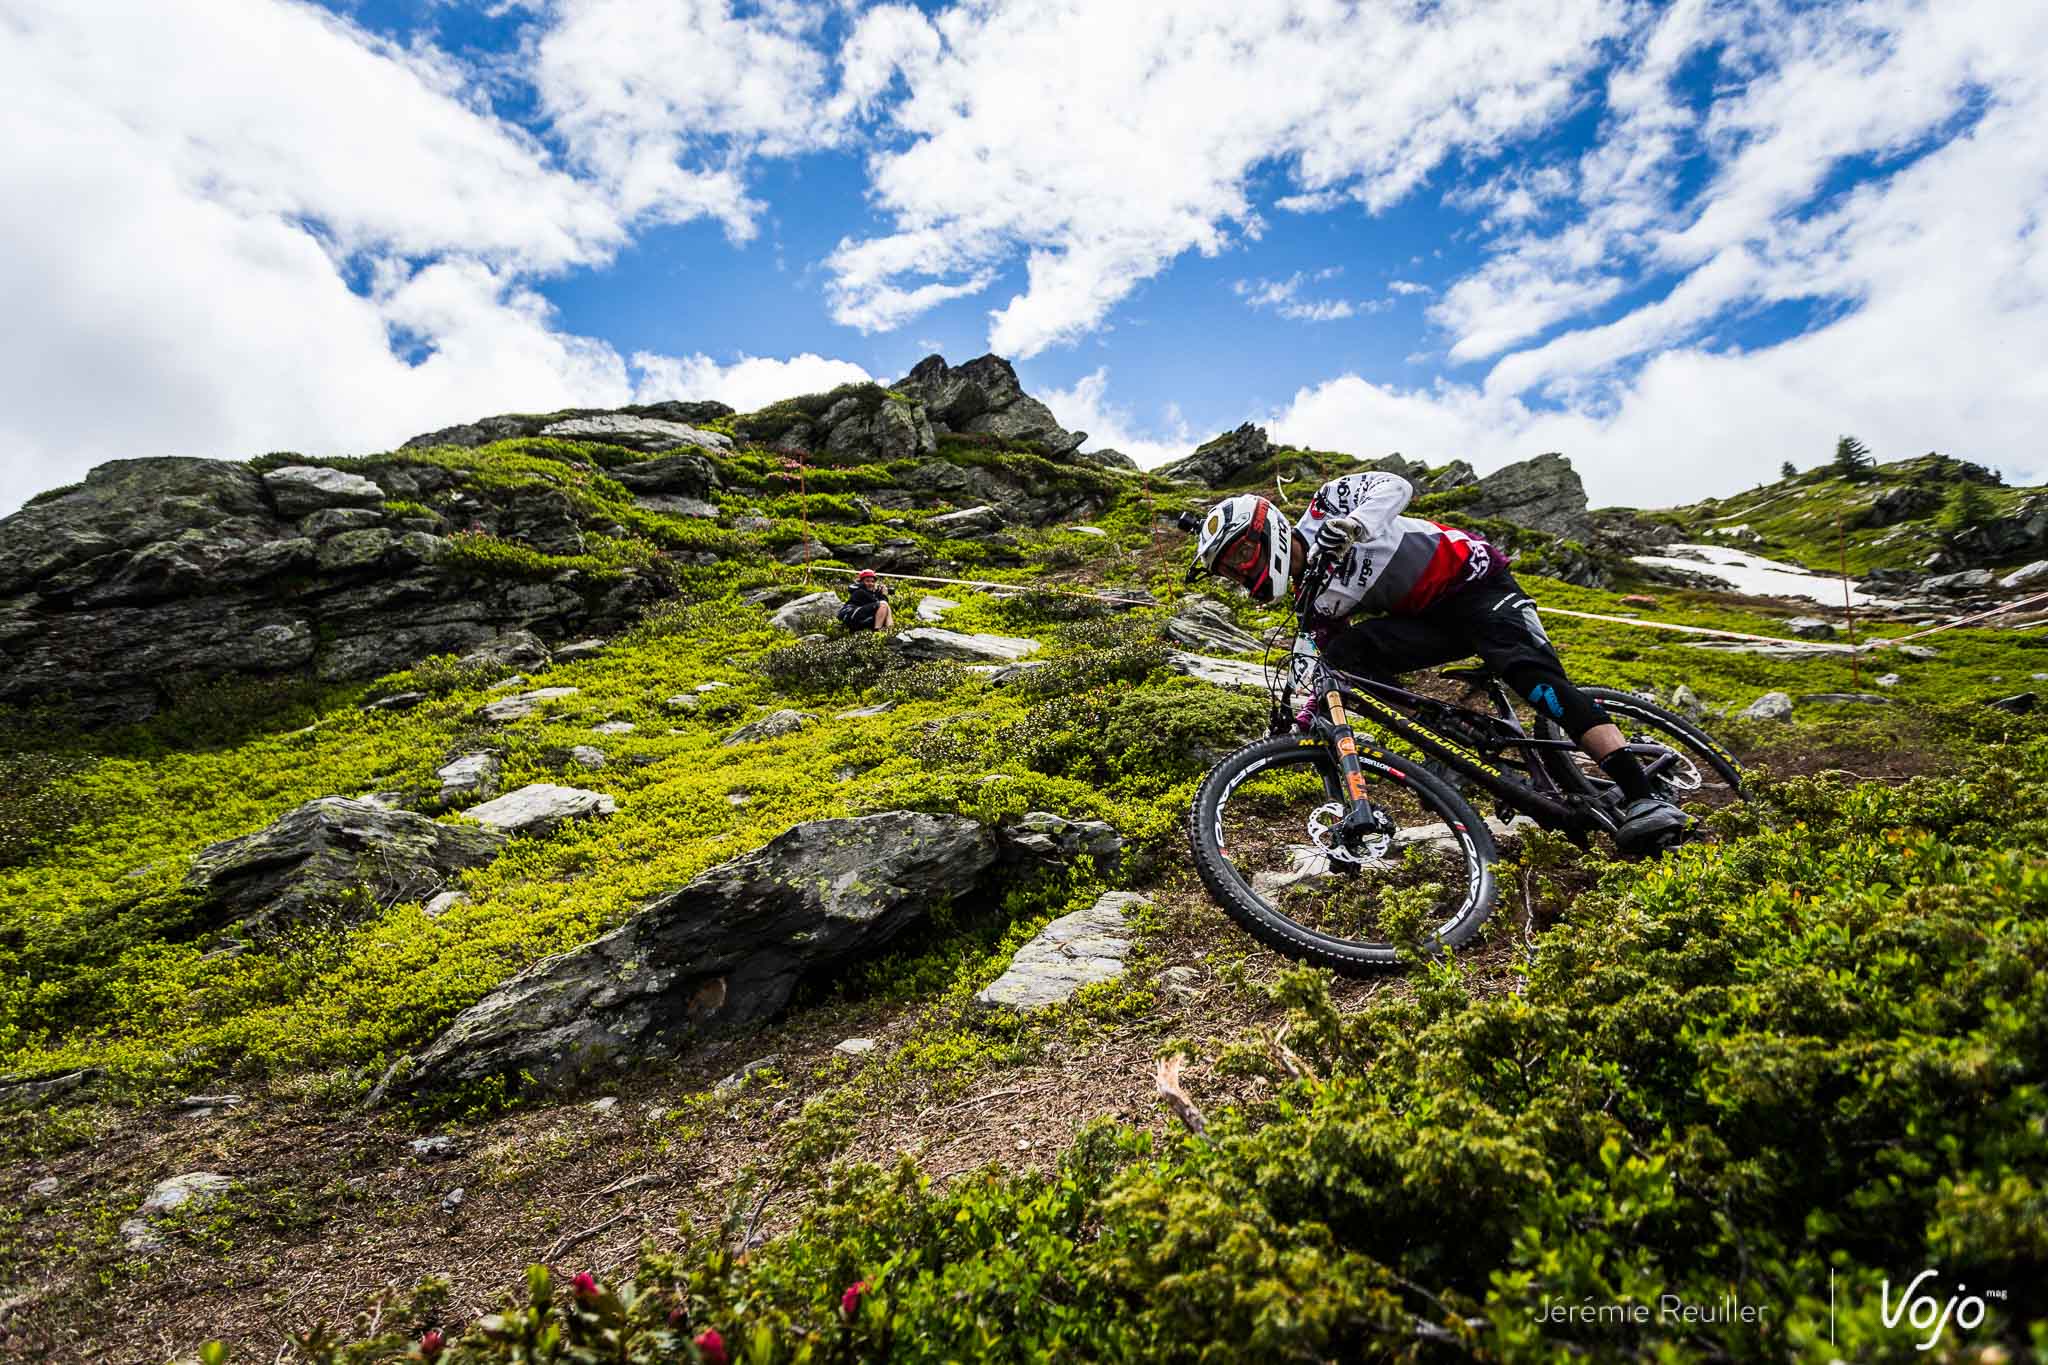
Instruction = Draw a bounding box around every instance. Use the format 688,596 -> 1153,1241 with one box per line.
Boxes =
1186,557 -> 1746,975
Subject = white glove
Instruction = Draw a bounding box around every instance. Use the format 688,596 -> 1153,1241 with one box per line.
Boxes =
1314,514 -> 1363,555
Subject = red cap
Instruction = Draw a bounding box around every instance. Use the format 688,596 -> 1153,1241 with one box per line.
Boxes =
857,569 -> 877,580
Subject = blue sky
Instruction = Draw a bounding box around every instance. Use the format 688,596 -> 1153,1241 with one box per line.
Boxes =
4,0 -> 2046,514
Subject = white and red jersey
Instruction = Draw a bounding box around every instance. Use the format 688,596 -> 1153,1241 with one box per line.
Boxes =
1295,472 -> 1498,618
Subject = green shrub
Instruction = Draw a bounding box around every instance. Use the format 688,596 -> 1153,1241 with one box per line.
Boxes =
300,743 -> 2048,1362
0,750 -> 91,868
760,634 -> 894,695
1003,677 -> 1265,782
1008,640 -> 1174,699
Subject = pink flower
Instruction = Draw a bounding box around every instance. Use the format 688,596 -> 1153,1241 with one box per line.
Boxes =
572,1271 -> 599,1302
841,1280 -> 869,1316
419,1329 -> 445,1360
695,1327 -> 729,1364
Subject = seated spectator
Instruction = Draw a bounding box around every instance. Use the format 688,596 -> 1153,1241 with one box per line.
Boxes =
838,569 -> 895,633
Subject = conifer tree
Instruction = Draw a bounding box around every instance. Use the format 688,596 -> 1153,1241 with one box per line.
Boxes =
1831,435 -> 1874,481
1779,461 -> 1797,480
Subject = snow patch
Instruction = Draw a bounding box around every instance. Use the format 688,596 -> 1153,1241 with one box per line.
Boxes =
1632,544 -> 1885,605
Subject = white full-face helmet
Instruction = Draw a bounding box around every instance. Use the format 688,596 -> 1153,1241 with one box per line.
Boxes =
1187,493 -> 1293,604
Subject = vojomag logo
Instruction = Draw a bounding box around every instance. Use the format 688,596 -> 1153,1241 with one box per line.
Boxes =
1876,1270 -> 2004,1352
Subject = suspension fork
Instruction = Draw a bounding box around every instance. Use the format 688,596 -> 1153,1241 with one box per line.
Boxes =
1317,690 -> 1393,843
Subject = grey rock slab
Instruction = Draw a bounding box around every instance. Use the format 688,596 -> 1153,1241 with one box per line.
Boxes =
1740,691 -> 1795,722
889,627 -> 1041,663
365,691 -> 427,711
568,745 -> 608,769
463,783 -> 617,836
964,661 -> 1048,685
478,687 -> 579,723
1157,423 -> 1271,486
1875,673 -> 1903,687
187,797 -> 505,937
440,1187 -> 465,1214
591,720 -> 635,734
1670,684 -> 1707,719
1895,645 -> 1940,661
540,415 -> 733,452
974,892 -> 1150,1011
1784,617 -> 1837,639
1167,651 -> 1268,689
1999,559 -> 2048,589
834,1038 -> 878,1056
664,693 -> 700,712
836,701 -> 898,718
722,709 -> 816,746
638,494 -> 720,519
381,812 -> 999,1099
1921,569 -> 1997,595
554,638 -> 608,662
915,595 -> 958,622
1065,525 -> 1108,536
263,465 -> 383,516
1798,692 -> 1893,705
927,504 -> 1006,536
424,891 -> 467,917
28,1176 -> 59,1199
769,591 -> 842,633
409,1135 -> 462,1161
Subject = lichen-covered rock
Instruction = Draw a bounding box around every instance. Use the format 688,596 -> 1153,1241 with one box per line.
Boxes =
1163,595 -> 1262,654
1001,811 -> 1125,870
463,783 -> 617,835
437,752 -> 501,803
609,452 -> 721,496
1739,691 -> 1795,722
378,812 -> 1000,1099
889,628 -> 1040,663
185,797 -> 505,937
769,591 -> 841,633
974,892 -> 1149,1011
460,631 -> 551,671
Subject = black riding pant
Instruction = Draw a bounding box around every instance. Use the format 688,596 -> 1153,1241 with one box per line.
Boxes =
1319,572 -> 1612,739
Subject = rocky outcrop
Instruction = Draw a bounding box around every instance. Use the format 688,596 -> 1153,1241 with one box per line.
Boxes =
1947,494 -> 2048,567
185,797 -> 505,939
0,455 -> 661,725
378,812 -> 1000,1099
732,383 -> 936,462
538,416 -> 731,453
401,400 -> 735,451
894,354 -> 1085,456
1461,453 -> 1592,541
1156,424 -> 1273,487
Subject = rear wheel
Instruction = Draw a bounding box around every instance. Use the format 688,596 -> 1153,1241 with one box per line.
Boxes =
1187,733 -> 1499,974
1538,688 -> 1747,819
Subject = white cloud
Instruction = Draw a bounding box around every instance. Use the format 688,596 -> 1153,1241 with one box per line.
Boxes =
530,0 -> 841,237
0,0 -> 855,514
630,352 -> 873,411
1234,270 -> 1365,322
1387,280 -> 1433,296
827,0 -> 1631,354
1034,368 -> 1192,470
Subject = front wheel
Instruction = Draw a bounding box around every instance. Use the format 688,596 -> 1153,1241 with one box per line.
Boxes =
1187,733 -> 1499,975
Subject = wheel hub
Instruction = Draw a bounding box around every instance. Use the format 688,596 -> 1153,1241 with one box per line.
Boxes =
1308,802 -> 1388,864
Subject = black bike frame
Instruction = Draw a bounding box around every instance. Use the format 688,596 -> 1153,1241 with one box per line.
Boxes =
1309,657 -> 1589,832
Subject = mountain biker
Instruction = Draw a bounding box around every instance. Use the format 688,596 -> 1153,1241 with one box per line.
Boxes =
838,568 -> 895,633
1186,472 -> 1689,856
